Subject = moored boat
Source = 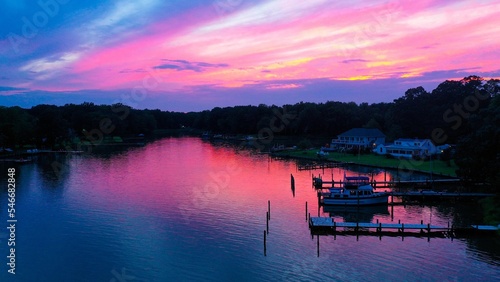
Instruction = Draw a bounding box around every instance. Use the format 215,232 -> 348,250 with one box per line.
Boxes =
321,176 -> 388,206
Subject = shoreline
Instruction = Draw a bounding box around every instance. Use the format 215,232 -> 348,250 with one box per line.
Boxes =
271,149 -> 459,178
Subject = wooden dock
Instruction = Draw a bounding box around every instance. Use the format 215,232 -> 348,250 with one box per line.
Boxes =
298,162 -> 343,171
316,191 -> 495,204
308,217 -> 500,237
309,217 -> 449,232
390,191 -> 494,198
313,177 -> 461,189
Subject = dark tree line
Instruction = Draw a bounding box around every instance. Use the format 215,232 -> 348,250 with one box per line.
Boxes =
0,76 -> 497,144
0,76 -> 498,183
455,93 -> 499,185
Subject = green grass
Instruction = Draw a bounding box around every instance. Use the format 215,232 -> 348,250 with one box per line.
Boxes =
480,197 -> 500,226
276,149 -> 458,177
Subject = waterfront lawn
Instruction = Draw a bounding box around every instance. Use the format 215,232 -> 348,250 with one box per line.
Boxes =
278,149 -> 458,177
480,197 -> 500,226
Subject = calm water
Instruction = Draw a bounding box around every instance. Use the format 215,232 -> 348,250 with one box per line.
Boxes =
0,137 -> 499,281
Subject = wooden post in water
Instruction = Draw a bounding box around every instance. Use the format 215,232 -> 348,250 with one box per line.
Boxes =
266,212 -> 269,234
317,191 -> 321,212
263,230 -> 267,256
317,235 -> 320,257
305,201 -> 308,221
268,200 -> 271,220
356,222 -> 359,241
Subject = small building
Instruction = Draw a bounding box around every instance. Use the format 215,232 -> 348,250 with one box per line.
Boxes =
375,138 -> 438,159
330,128 -> 386,151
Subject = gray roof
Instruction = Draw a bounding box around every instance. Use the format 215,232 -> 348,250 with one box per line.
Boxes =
338,128 -> 385,138
395,138 -> 427,142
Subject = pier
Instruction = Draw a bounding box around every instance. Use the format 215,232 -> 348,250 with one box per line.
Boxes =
308,217 -> 500,237
390,191 -> 495,198
316,190 -> 495,202
297,162 -> 344,171
309,217 -> 449,232
311,175 -> 495,200
312,176 -> 462,189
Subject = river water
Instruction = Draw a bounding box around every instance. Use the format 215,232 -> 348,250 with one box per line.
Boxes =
0,137 -> 499,281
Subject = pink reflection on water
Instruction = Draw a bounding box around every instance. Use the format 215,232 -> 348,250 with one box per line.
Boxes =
68,138 -> 430,228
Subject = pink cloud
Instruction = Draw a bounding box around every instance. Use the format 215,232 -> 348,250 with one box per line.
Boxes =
10,0 -> 499,99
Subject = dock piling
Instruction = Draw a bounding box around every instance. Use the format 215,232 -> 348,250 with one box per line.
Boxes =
317,235 -> 320,257
263,230 -> 267,256
305,201 -> 308,221
268,200 -> 271,220
266,212 -> 269,234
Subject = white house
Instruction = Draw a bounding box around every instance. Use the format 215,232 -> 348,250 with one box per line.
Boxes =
329,128 -> 386,150
374,138 -> 438,159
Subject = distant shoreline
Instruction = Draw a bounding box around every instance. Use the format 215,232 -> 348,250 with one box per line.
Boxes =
270,149 -> 459,178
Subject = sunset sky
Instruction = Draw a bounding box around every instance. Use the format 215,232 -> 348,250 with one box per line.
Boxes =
1,0 -> 499,111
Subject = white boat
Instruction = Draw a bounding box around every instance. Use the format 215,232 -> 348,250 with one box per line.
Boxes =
321,176 -> 388,206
